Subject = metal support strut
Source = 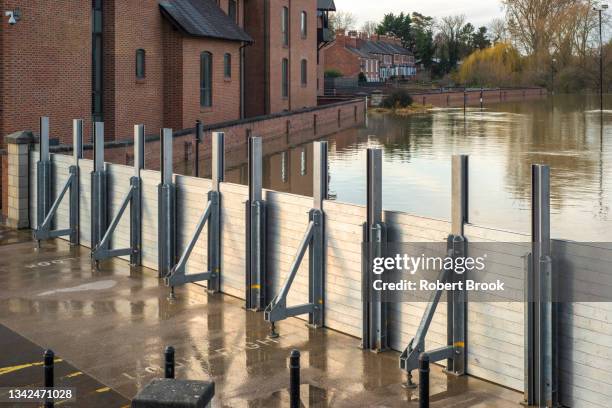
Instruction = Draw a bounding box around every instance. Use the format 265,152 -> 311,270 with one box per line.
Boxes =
362,148 -> 388,352
264,141 -> 328,337
246,136 -> 267,310
92,125 -> 145,266
35,118 -> 82,246
165,132 -> 224,294
91,122 -> 107,255
400,155 -> 468,387
524,164 -> 558,407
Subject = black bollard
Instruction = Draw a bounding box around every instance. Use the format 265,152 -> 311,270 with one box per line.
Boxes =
289,349 -> 300,408
44,349 -> 54,408
419,353 -> 430,408
164,346 -> 175,379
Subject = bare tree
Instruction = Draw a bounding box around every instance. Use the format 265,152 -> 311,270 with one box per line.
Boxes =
361,21 -> 378,36
329,11 -> 357,33
488,17 -> 508,43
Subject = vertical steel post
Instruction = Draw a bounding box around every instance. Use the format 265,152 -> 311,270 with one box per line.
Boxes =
91,122 -> 107,250
526,164 -> 557,407
309,141 -> 327,327
158,128 -> 176,278
447,155 -> 468,375
207,132 -> 224,292
246,136 -> 266,310
130,125 -> 145,266
195,120 -> 203,177
69,120 -> 83,246
37,117 -> 51,235
363,148 -> 387,351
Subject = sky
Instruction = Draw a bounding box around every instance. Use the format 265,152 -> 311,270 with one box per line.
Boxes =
334,0 -> 505,29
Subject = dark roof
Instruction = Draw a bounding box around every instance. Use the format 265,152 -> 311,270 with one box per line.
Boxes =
159,0 -> 253,43
360,39 -> 412,56
346,46 -> 370,58
317,0 -> 336,11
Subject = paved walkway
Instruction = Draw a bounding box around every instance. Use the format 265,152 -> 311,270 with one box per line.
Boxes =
0,237 -> 523,407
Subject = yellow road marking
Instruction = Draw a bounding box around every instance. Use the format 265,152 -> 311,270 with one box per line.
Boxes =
0,358 -> 63,376
65,371 -> 82,378
95,387 -> 111,393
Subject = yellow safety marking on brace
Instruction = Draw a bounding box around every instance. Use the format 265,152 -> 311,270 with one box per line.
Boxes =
251,284 -> 261,289
95,387 -> 111,393
318,299 -> 324,304
454,341 -> 465,348
65,371 -> 83,378
0,358 -> 63,376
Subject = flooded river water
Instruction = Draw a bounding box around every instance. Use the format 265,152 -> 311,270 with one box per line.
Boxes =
223,95 -> 612,241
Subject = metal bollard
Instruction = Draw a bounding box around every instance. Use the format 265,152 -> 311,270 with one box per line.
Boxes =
44,349 -> 54,408
164,346 -> 175,379
419,353 -> 430,408
289,349 -> 300,408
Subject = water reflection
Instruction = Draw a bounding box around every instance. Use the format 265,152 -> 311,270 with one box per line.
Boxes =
223,95 -> 610,241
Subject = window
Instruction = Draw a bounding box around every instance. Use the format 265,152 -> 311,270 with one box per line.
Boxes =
300,11 -> 307,38
224,53 -> 232,78
200,52 -> 213,107
136,49 -> 146,79
282,7 -> 289,46
301,59 -> 307,85
282,58 -> 289,98
228,0 -> 237,23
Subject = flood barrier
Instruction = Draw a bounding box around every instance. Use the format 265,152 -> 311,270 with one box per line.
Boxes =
17,117 -> 612,408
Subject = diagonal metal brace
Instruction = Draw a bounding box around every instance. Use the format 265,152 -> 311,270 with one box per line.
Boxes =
399,235 -> 467,382
264,209 -> 324,327
35,166 -> 78,242
91,176 -> 142,265
165,190 -> 219,288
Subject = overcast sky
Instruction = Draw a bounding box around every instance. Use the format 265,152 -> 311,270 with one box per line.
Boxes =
335,0 -> 505,29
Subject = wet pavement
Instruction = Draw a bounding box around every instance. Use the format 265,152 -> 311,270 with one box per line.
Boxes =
0,237 -> 523,407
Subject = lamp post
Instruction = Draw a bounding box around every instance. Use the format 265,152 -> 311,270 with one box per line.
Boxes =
594,3 -> 608,111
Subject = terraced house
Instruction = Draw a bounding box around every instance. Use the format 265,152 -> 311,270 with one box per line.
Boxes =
323,30 -> 416,82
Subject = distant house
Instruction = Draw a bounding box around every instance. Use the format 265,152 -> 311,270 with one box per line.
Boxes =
322,30 -> 416,83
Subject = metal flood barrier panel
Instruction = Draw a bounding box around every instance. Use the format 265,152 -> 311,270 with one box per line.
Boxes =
27,137 -> 612,408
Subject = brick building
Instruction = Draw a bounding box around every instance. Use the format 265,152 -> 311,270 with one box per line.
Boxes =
323,30 -> 416,82
0,0 -> 330,145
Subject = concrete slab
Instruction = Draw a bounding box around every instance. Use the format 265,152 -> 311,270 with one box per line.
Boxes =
0,238 -> 524,407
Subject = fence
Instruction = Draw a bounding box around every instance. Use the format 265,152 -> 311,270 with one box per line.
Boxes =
10,116 -> 611,408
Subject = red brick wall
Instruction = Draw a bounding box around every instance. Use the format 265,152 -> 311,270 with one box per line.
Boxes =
322,42 -> 361,78
243,0 -> 267,117
1,151 -> 6,219
412,87 -> 546,108
105,0 -> 165,141
181,38 -> 242,127
163,23 -> 183,130
0,0 -> 93,145
244,0 -> 317,117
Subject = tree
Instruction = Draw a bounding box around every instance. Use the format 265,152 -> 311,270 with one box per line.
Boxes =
329,11 -> 357,33
411,12 -> 436,68
472,27 -> 492,50
458,43 -> 522,86
361,21 -> 378,36
376,13 -> 413,48
488,18 -> 508,43
437,15 -> 471,72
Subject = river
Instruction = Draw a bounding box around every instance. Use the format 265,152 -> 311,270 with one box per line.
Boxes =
223,95 -> 612,241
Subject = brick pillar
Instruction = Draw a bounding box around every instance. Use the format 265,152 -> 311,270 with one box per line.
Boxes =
4,131 -> 34,229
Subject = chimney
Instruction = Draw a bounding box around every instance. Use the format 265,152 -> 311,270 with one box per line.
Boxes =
335,29 -> 346,46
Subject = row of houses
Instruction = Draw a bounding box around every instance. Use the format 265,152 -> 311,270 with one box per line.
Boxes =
0,0 -> 338,144
322,30 -> 416,82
